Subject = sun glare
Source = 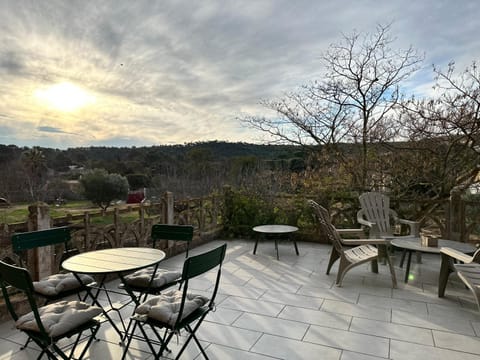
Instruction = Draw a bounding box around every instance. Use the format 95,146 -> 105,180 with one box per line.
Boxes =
34,82 -> 95,112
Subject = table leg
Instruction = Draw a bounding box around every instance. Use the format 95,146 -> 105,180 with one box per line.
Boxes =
293,240 -> 299,256
382,244 -> 397,288
274,239 -> 279,260
404,250 -> 413,283
399,249 -> 407,268
253,238 -> 259,255
72,272 -> 124,339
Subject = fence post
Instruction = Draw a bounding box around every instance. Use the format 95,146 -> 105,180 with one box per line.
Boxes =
139,204 -> 146,246
27,202 -> 52,280
163,192 -> 174,225
84,211 -> 90,251
163,191 -> 175,250
114,207 -> 120,247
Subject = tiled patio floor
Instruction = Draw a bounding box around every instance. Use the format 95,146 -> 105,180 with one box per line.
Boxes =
1,239 -> 480,359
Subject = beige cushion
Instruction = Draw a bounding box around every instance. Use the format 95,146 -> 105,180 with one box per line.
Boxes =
33,273 -> 95,296
124,267 -> 181,288
16,300 -> 101,337
135,289 -> 209,326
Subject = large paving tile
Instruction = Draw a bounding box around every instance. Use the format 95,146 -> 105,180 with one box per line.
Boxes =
251,334 -> 341,360
304,325 -> 390,358
298,285 -> 360,303
259,289 -> 324,309
217,283 -> 265,299
233,312 -> 309,340
245,277 -> 301,293
350,317 -> 434,345
206,307 -> 243,325
204,344 -> 279,360
196,321 -> 262,351
218,296 -> 285,317
390,339 -> 480,360
433,330 -> 480,354
321,299 -> 391,322
392,309 -> 476,336
340,351 -> 387,360
358,293 -> 428,314
278,305 -> 351,330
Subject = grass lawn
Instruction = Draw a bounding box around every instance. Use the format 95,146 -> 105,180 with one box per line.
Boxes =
0,201 -> 142,225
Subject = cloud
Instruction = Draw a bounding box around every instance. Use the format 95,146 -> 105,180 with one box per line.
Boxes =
1,0 -> 480,148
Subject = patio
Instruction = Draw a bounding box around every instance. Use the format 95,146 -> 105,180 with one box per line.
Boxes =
1,239 -> 480,360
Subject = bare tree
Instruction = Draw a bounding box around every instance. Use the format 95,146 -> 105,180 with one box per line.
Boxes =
400,61 -> 480,195
242,24 -> 423,189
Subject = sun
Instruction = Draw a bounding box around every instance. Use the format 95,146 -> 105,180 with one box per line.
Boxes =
34,82 -> 95,112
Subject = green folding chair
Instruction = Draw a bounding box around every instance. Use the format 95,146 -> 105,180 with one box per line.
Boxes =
122,243 -> 227,360
0,260 -> 102,360
121,224 -> 195,303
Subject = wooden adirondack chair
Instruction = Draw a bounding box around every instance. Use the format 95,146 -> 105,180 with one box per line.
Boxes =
438,247 -> 480,298
357,192 -> 420,238
308,200 -> 397,287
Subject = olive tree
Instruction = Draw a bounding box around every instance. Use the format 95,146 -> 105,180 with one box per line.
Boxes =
242,24 -> 423,190
80,168 -> 129,210
21,147 -> 48,201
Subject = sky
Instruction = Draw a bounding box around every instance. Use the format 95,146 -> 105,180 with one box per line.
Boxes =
1,0 -> 479,149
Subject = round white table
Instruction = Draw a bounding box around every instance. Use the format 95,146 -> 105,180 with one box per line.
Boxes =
62,247 -> 166,339
390,238 -> 476,283
252,225 -> 299,260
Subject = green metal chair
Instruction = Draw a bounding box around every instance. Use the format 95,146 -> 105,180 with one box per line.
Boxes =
121,224 -> 195,304
122,243 -> 227,360
11,226 -> 95,305
0,260 -> 102,360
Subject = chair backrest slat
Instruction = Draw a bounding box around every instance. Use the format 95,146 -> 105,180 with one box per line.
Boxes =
182,243 -> 226,280
308,200 -> 344,254
359,192 -> 392,234
151,224 -> 194,257
151,224 -> 194,242
11,226 -> 71,253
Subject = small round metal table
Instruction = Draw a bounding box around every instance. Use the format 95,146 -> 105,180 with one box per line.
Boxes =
252,225 -> 299,260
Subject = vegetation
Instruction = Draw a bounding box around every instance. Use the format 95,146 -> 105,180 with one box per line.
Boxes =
79,169 -> 129,211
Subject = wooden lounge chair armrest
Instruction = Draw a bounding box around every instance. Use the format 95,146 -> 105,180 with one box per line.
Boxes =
397,218 -> 421,236
341,238 -> 388,246
357,218 -> 375,228
336,228 -> 365,238
397,218 -> 419,226
356,209 -> 376,228
440,247 -> 473,263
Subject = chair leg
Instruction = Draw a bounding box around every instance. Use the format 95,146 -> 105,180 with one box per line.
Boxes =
335,257 -> 350,287
176,315 -> 209,360
326,247 -> 340,275
438,253 -> 454,297
384,248 -> 397,288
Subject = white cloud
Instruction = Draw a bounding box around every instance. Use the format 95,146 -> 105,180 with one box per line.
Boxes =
0,0 -> 479,148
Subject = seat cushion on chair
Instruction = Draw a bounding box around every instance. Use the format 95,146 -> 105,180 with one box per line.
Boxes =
33,273 -> 95,296
16,300 -> 102,337
135,289 -> 209,326
124,267 -> 181,288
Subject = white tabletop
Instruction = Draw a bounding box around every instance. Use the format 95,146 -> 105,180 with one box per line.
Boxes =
62,247 -> 166,274
253,225 -> 299,234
